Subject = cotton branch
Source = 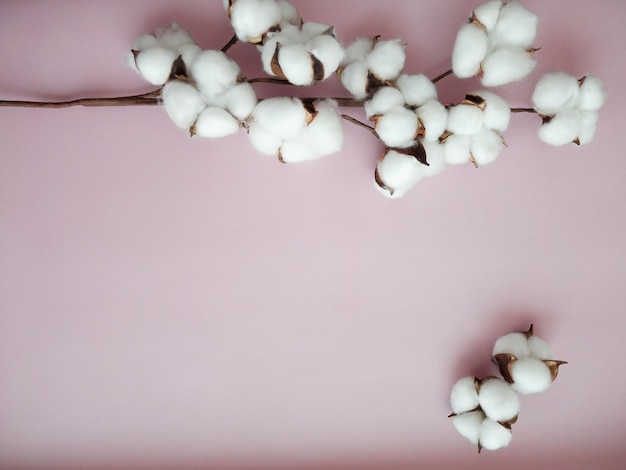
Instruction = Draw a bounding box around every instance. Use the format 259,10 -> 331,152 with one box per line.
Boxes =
0,90 -> 161,109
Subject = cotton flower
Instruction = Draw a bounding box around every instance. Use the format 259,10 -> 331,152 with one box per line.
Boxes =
533,72 -> 607,146
452,0 -> 538,86
492,324 -> 567,394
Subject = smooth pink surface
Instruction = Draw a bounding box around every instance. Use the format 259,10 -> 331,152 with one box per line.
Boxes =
1,1 -> 625,468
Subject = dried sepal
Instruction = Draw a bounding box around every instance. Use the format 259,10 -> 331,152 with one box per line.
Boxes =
493,353 -> 517,384
391,140 -> 429,166
544,360 -> 568,381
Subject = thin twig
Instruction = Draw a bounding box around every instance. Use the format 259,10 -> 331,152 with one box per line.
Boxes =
511,107 -> 537,113
0,89 -> 162,108
300,97 -> 364,108
432,68 -> 453,83
247,77 -> 293,85
341,114 -> 377,136
221,34 -> 238,53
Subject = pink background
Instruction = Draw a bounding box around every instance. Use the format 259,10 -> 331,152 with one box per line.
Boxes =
1,1 -> 625,468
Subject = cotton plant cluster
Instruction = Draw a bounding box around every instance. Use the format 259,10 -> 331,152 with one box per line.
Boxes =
450,324 -> 566,452
123,0 -> 607,199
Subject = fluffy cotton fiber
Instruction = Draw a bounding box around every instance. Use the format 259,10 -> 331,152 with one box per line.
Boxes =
161,80 -> 206,130
478,378 -> 520,422
450,376 -> 480,415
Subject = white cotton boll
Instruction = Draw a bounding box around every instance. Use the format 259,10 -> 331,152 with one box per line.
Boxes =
365,87 -> 405,118
278,43 -> 314,85
230,0 -> 282,42
471,128 -> 505,166
538,109 -> 582,146
450,376 -> 479,415
452,411 -> 485,446
375,107 -> 418,148
493,332 -> 530,359
510,357 -> 553,394
471,90 -> 511,132
191,50 -> 241,98
223,82 -> 258,121
478,379 -> 520,422
447,104 -> 484,136
420,139 -> 446,177
339,61 -> 369,99
481,47 -> 536,87
472,0 -> 503,31
301,22 -> 335,40
578,111 -> 599,145
376,150 -> 425,196
578,75 -> 608,111
479,419 -> 513,451
366,39 -> 406,81
443,134 -> 472,165
134,47 -> 178,85
342,37 -> 375,66
452,23 -> 488,78
276,0 -> 300,25
532,72 -> 581,115
527,336 -> 554,361
193,106 -> 240,138
252,97 -> 308,139
396,74 -> 438,107
279,100 -> 344,163
490,1 -> 539,49
308,35 -> 344,80
132,34 -> 158,52
417,100 -> 448,142
247,123 -> 282,156
161,80 -> 206,130
154,22 -> 195,50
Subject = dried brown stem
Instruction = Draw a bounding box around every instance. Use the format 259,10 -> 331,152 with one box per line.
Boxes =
247,77 -> 293,85
341,114 -> 377,136
0,89 -> 162,108
221,33 -> 238,53
511,107 -> 538,113
432,68 -> 453,83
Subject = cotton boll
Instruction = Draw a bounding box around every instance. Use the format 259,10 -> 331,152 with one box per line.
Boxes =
443,134 -> 472,165
134,47 -> 178,85
471,91 -> 510,132
493,332 -> 530,359
578,75 -> 608,111
420,139 -> 446,177
417,100 -> 448,142
376,149 -> 425,197
472,0 -> 503,31
481,47 -> 536,87
450,376 -> 479,415
375,107 -> 418,148
366,39 -> 406,81
452,23 -> 488,78
339,61 -> 369,99
578,111 -> 599,145
538,109 -> 582,146
490,1 -> 538,49
193,106 -> 240,138
471,128 -> 505,166
478,379 -> 520,423
510,357 -> 553,394
532,72 -> 581,115
191,50 -> 241,98
230,0 -> 282,43
365,87 -> 405,118
223,82 -> 258,121
132,34 -> 158,52
479,419 -> 512,451
247,123 -> 282,156
527,336 -> 554,361
452,410 -> 485,446
308,35 -> 344,80
279,100 -> 344,163
161,80 -> 206,130
154,22 -> 195,50
178,43 -> 202,70
252,97 -> 308,139
342,37 -> 376,66
396,74 -> 438,108
447,104 -> 484,136
278,43 -> 315,85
